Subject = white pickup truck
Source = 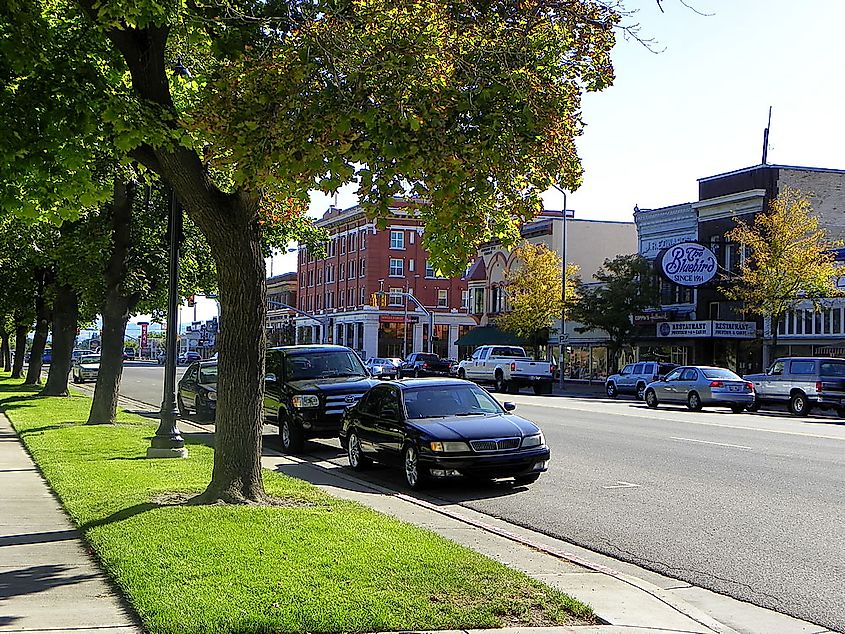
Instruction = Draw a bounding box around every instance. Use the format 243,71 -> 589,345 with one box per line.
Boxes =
457,345 -> 554,395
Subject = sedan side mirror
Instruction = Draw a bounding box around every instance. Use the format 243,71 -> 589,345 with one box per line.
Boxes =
658,375 -> 666,381
503,402 -> 516,412
265,373 -> 277,382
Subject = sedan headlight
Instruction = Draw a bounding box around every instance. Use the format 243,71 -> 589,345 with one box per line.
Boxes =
521,433 -> 545,448
291,394 -> 320,408
206,391 -> 217,401
430,441 -> 470,453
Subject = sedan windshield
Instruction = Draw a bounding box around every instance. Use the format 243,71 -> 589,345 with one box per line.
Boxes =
199,365 -> 218,384
701,368 -> 741,380
404,384 -> 503,419
80,355 -> 100,365
286,351 -> 367,380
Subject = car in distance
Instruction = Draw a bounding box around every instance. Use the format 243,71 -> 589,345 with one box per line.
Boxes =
365,357 -> 399,380
264,345 -> 379,453
72,354 -> 101,383
398,352 -> 453,378
340,378 -> 550,490
605,361 -> 678,400
743,357 -> 845,416
643,366 -> 754,413
177,360 -> 217,421
177,351 -> 202,365
123,347 -> 136,361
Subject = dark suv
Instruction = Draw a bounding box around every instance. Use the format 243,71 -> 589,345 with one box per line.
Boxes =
264,345 -> 379,453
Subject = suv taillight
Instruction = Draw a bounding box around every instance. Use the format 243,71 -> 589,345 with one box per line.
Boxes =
422,362 -> 428,369
511,362 -> 516,371
745,381 -> 754,391
816,381 -> 823,393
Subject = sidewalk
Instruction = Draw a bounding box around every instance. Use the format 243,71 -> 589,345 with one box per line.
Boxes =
2,389 -> 834,634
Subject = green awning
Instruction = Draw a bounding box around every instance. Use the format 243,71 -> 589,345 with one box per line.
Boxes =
454,326 -> 525,347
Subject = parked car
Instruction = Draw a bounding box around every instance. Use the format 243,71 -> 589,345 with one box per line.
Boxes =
605,361 -> 679,400
41,349 -> 52,364
743,357 -> 845,416
264,345 -> 379,453
123,347 -> 136,361
71,349 -> 85,362
643,366 -> 754,413
177,351 -> 202,365
71,354 -> 100,383
340,378 -> 550,490
457,345 -> 554,394
365,357 -> 400,379
398,352 -> 453,378
177,360 -> 217,421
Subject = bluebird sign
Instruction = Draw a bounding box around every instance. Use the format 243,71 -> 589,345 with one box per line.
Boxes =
660,242 -> 718,287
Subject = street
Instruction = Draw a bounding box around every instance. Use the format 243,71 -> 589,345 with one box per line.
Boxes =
113,364 -> 845,632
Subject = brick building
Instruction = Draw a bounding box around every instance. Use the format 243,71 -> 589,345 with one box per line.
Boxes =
266,272 -> 297,346
295,200 -> 475,359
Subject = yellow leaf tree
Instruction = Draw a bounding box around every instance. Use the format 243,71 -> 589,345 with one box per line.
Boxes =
498,241 -> 579,356
723,188 -> 843,358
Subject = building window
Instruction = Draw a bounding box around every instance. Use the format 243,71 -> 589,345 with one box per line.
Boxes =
340,263 -> 345,280
328,291 -> 334,309
329,240 -> 336,257
360,230 -> 367,250
300,274 -> 306,288
437,289 -> 448,307
425,260 -> 436,278
389,287 -> 403,306
390,230 -> 405,250
348,288 -> 355,306
360,258 -> 366,277
349,233 -> 357,251
340,235 -> 346,254
349,261 -> 356,278
461,290 -> 469,309
308,270 -> 314,287
360,287 -> 366,306
472,288 -> 484,315
389,258 -> 404,277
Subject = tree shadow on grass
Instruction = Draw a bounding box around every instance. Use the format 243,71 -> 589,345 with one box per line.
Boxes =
80,502 -> 160,532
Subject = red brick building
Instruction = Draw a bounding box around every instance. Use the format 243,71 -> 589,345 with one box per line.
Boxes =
296,199 -> 476,359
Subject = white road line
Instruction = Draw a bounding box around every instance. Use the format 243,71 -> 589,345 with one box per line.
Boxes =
602,481 -> 640,489
670,436 -> 753,450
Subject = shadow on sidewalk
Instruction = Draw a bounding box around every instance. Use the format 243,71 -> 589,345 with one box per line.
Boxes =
0,564 -> 97,601
0,529 -> 78,547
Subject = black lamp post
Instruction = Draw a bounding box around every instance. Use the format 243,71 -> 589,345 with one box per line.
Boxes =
147,185 -> 188,459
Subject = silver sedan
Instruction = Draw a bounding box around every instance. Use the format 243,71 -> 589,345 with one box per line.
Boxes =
643,366 -> 755,413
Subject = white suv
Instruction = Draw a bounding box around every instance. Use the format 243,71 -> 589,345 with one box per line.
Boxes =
606,361 -> 678,400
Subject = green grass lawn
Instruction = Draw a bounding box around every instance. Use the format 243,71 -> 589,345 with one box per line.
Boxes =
0,373 -> 593,633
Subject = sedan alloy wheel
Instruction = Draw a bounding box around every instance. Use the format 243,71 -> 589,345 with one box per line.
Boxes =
347,432 -> 371,470
645,389 -> 659,409
403,445 -> 426,490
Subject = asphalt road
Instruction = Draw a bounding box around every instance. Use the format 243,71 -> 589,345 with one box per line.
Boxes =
113,365 -> 845,632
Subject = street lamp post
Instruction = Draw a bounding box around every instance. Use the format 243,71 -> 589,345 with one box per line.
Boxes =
147,186 -> 188,459
552,186 -> 568,390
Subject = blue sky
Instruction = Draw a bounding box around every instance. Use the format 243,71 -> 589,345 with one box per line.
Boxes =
135,0 -> 845,326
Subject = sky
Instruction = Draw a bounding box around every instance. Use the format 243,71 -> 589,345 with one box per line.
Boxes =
130,0 -> 845,329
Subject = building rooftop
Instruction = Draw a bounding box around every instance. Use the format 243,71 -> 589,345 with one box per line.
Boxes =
698,163 -> 845,183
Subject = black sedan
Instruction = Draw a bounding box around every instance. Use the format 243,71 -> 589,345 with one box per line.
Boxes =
177,360 -> 217,421
339,378 -> 550,490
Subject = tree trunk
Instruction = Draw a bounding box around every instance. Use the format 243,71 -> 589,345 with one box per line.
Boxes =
0,328 -> 10,372
193,212 -> 268,504
88,297 -> 130,424
41,284 -> 79,396
88,178 -> 136,425
24,277 -> 51,386
12,320 -> 28,379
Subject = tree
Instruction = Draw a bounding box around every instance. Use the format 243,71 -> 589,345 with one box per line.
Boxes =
571,254 -> 659,371
497,241 -> 578,356
723,188 -> 843,359
5,0 -> 620,503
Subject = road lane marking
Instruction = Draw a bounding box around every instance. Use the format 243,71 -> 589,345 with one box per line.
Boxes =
602,481 -> 640,489
670,436 -> 753,450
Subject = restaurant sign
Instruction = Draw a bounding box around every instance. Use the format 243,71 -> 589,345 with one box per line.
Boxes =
657,320 -> 756,339
660,242 -> 718,287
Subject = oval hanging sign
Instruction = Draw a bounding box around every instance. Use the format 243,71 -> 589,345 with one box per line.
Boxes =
660,242 -> 717,287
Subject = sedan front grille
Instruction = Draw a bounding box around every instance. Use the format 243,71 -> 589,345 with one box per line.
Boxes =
469,438 -> 521,452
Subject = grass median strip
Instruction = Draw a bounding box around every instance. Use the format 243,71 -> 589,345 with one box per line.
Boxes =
0,374 -> 594,633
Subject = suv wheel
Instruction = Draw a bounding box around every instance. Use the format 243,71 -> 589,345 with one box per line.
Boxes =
347,432 -> 371,470
606,382 -> 618,398
789,392 -> 811,416
280,416 -> 305,454
636,382 -> 647,401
